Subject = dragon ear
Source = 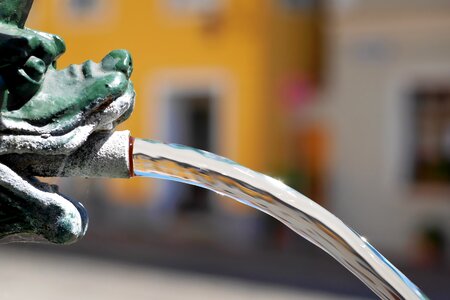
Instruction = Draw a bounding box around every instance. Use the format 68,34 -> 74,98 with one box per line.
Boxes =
0,0 -> 34,28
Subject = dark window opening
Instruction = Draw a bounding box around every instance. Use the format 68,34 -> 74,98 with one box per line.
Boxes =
411,85 -> 450,185
70,0 -> 98,14
280,0 -> 317,10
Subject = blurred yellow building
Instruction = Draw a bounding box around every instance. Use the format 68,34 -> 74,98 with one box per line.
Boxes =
28,0 -> 323,213
25,0 -> 450,263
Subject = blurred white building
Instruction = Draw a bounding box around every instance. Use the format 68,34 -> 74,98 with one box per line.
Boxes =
324,0 -> 450,261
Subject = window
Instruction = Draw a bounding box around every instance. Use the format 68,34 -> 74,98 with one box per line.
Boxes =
166,0 -> 221,14
56,0 -> 118,31
411,85 -> 450,184
69,0 -> 99,14
280,0 -> 316,10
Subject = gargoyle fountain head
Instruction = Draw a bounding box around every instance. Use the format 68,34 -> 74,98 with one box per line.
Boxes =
0,0 -> 135,244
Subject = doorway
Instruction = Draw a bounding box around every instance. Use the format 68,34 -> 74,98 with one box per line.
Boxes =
160,88 -> 218,216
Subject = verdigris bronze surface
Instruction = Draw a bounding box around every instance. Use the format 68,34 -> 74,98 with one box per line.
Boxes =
0,0 -> 135,243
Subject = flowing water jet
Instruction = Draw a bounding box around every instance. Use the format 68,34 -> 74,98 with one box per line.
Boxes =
132,137 -> 428,300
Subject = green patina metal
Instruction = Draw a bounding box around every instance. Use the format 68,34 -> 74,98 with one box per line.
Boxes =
0,0 -> 135,244
0,0 -> 33,28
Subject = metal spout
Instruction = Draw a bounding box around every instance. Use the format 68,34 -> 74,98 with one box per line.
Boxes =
1,131 -> 132,178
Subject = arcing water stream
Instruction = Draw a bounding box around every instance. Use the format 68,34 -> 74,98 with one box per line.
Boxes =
132,138 -> 428,300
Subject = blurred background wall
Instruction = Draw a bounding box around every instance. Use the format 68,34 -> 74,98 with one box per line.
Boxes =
22,0 -> 450,298
326,0 -> 450,267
